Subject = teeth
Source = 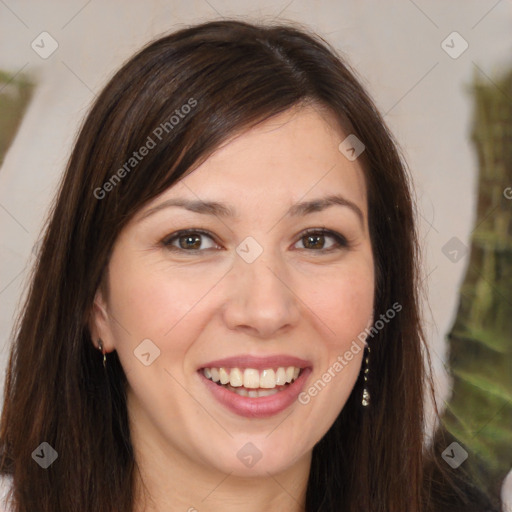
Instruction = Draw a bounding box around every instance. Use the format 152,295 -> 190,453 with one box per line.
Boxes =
275,367 -> 287,385
243,368 -> 260,389
219,368 -> 230,385
229,368 -> 243,387
259,369 -> 276,389
225,384 -> 280,398
202,365 -> 303,390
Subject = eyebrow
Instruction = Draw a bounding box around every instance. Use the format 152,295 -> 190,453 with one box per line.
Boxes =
139,194 -> 365,227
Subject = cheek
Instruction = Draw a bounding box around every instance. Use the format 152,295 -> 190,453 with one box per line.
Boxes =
304,261 -> 374,347
297,267 -> 373,433
105,260 -> 210,416
105,255 -> 227,392
107,258 -> 219,341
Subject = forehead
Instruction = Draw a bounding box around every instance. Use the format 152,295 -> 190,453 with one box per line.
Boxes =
146,105 -> 368,218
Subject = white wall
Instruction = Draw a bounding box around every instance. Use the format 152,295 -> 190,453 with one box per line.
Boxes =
0,0 -> 510,505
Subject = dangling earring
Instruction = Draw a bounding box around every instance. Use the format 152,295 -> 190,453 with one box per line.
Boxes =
98,339 -> 107,369
362,342 -> 371,407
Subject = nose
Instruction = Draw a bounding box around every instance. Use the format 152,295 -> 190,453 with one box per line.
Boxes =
221,246 -> 301,339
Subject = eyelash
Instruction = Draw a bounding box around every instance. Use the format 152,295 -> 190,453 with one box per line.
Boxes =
161,228 -> 349,254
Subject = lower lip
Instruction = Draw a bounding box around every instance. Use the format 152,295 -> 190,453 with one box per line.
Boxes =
199,368 -> 312,418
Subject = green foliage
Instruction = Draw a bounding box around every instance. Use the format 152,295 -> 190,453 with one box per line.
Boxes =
0,69 -> 35,166
443,66 -> 512,500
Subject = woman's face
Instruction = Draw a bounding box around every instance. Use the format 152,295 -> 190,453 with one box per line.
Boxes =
91,105 -> 374,478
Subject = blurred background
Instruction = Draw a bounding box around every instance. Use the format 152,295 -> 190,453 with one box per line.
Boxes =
0,0 -> 510,508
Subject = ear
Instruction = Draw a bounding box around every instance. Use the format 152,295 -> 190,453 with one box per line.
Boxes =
88,287 -> 114,352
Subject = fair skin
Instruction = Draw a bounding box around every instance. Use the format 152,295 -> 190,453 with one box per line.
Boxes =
90,104 -> 375,512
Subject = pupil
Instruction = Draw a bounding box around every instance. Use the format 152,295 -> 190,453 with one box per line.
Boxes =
180,234 -> 201,249
305,234 -> 323,249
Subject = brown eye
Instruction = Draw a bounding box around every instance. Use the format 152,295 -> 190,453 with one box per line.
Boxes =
163,230 -> 219,252
302,233 -> 326,250
295,229 -> 348,252
178,234 -> 202,250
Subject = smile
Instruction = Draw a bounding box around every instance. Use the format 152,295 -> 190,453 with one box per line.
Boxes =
198,356 -> 312,418
202,366 -> 302,397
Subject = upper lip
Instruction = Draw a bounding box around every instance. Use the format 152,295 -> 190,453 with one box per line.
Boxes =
198,354 -> 312,371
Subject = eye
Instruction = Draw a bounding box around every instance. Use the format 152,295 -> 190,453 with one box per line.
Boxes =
161,228 -> 349,254
294,228 -> 348,252
162,229 -> 220,252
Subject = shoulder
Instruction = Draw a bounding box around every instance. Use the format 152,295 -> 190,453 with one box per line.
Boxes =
0,474 -> 14,512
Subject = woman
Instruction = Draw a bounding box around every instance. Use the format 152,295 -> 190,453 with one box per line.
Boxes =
0,19 -> 500,512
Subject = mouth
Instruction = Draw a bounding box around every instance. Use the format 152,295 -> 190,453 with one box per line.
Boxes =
201,366 -> 304,398
197,356 -> 312,418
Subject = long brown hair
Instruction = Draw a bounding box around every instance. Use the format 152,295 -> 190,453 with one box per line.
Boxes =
0,19 -> 491,512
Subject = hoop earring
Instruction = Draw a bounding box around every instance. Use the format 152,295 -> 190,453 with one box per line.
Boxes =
98,339 -> 107,369
362,342 -> 371,407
